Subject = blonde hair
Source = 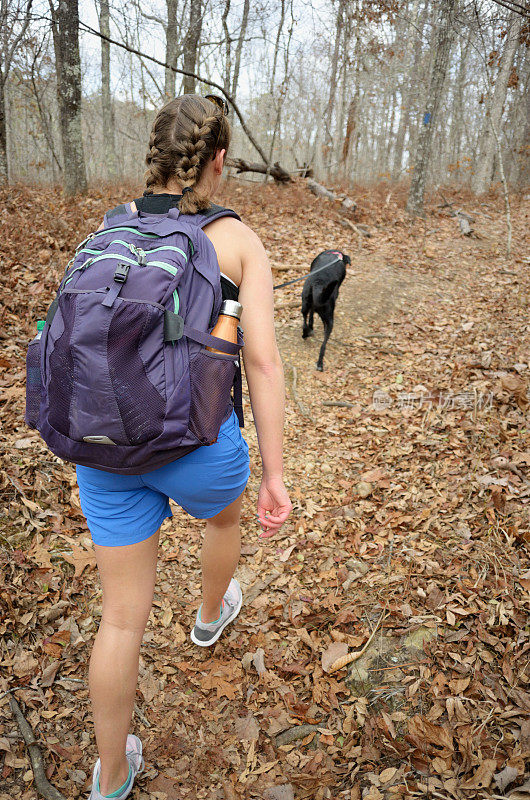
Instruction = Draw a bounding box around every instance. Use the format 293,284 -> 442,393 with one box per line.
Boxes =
144,95 -> 231,214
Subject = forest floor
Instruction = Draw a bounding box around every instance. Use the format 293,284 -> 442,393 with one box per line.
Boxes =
0,178 -> 529,800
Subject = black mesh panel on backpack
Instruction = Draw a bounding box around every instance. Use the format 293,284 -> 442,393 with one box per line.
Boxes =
48,294 -> 76,436
25,338 -> 43,429
107,302 -> 165,445
189,352 -> 238,444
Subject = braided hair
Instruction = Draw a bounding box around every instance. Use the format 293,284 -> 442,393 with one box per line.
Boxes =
144,95 -> 230,215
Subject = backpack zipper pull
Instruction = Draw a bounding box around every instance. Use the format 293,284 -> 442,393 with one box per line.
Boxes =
127,243 -> 146,266
76,232 -> 96,252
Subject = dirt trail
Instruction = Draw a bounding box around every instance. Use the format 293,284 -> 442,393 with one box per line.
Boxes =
1,184 -> 529,800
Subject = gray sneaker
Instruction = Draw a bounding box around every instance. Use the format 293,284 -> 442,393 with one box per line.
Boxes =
88,734 -> 144,799
191,578 -> 243,647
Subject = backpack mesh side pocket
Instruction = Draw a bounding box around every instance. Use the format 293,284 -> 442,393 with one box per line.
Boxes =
25,336 -> 43,429
48,294 -> 76,436
188,327 -> 243,445
188,351 -> 238,444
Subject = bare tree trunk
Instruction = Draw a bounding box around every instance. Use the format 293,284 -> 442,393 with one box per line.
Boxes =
313,99 -> 325,181
471,11 -> 523,195
0,76 -> 7,183
182,0 -> 203,94
164,0 -> 178,98
49,0 -> 87,196
230,0 -> 249,115
406,0 -> 456,216
222,0 -> 231,95
29,45 -> 62,179
517,59 -> 530,188
449,34 -> 469,177
506,48 -> 527,185
323,0 -> 345,175
341,30 -> 361,181
385,90 -> 397,176
99,0 -> 118,177
270,0 -> 285,96
267,0 -> 294,173
341,96 -> 356,174
334,14 -> 351,181
404,1 -> 431,176
264,0 -> 286,174
391,0 -> 422,180
0,0 -> 34,184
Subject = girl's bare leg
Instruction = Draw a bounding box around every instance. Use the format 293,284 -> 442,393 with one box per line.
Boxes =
200,492 -> 243,622
88,529 -> 160,795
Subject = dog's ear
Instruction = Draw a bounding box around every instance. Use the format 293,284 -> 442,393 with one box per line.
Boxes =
343,254 -> 351,265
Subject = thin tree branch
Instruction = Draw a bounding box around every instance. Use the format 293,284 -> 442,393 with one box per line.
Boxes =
489,0 -> 530,18
78,20 -> 271,165
2,0 -> 34,79
28,34 -> 62,172
9,693 -> 66,800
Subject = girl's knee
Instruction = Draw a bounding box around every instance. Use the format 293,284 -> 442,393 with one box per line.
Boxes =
101,600 -> 152,633
208,492 -> 244,529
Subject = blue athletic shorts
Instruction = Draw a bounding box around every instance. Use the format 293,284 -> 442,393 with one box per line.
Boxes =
76,409 -> 250,547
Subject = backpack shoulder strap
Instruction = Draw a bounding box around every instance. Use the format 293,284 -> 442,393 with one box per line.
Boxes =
187,203 -> 241,228
103,198 -> 241,231
103,202 -> 137,228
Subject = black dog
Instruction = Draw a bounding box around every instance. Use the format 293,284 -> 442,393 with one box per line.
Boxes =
301,250 -> 350,371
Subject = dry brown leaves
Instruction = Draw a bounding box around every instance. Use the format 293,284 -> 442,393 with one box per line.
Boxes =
0,180 -> 529,799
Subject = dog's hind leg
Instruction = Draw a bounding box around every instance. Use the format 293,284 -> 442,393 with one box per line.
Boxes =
305,307 -> 314,337
316,314 -> 334,371
301,291 -> 314,338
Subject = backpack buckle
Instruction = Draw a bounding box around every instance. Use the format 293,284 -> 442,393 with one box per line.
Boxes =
102,263 -> 130,308
114,263 -> 130,283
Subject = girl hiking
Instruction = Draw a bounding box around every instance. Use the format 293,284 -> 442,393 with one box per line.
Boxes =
71,95 -> 292,798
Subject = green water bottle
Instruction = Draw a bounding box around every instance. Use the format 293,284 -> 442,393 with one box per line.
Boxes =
35,320 -> 45,340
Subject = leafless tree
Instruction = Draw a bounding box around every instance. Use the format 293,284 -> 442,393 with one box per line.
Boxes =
0,0 -> 33,183
99,0 -> 118,176
182,0 -> 203,94
471,8 -> 524,194
406,0 -> 457,215
49,0 -> 87,195
0,0 -> 526,195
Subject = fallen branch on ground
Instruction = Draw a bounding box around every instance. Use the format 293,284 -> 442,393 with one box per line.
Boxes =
306,179 -> 357,214
9,693 -> 66,800
338,218 -> 371,237
439,192 -> 478,238
287,363 -> 314,422
275,723 -> 323,747
226,157 -> 291,183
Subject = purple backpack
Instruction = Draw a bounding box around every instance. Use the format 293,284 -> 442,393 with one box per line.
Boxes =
25,201 -> 244,474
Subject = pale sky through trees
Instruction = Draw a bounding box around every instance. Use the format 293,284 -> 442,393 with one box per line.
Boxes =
2,0 -> 529,194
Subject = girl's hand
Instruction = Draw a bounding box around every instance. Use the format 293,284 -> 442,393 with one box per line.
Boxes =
257,475 -> 292,538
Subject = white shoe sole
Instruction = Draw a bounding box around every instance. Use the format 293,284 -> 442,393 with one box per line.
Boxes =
190,581 -> 243,647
